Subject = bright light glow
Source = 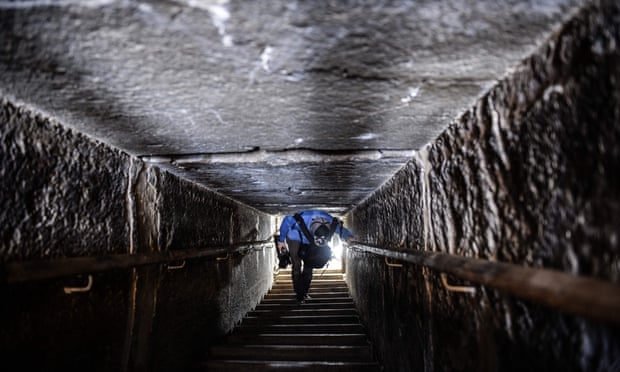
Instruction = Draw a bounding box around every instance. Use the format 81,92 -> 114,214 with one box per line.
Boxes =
331,235 -> 343,259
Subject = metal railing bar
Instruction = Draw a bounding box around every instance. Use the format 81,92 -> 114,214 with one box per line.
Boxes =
3,240 -> 274,284
348,243 -> 620,325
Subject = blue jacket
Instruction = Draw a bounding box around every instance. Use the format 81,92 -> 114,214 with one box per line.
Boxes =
278,215 -> 297,244
281,210 -> 355,245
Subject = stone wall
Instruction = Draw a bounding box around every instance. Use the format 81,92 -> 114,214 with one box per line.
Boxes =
346,1 -> 620,371
0,98 -> 275,371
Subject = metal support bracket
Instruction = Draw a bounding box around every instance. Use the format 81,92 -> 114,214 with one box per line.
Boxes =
440,273 -> 476,294
385,256 -> 403,268
63,274 -> 93,294
167,261 -> 186,270
216,253 -> 230,261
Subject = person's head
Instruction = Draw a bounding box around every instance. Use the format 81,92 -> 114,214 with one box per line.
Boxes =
313,225 -> 330,247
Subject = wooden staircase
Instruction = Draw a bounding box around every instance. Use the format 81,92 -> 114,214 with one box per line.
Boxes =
202,268 -> 381,371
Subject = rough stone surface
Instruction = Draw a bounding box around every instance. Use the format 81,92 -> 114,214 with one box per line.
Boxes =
347,1 -> 620,371
0,0 -> 585,215
152,246 -> 274,372
131,166 -> 275,371
0,98 -> 275,370
347,160 -> 424,248
157,169 -> 274,248
0,98 -> 132,261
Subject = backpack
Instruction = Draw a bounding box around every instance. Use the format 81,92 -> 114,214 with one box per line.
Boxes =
293,213 -> 342,268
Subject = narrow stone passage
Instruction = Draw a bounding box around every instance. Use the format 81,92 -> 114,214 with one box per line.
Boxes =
202,268 -> 381,371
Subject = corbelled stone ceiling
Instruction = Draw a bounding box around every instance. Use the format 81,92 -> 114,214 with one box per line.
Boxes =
0,0 -> 584,215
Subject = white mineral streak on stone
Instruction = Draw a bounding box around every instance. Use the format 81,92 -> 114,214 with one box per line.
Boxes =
400,86 -> 420,103
504,306 -> 514,338
13,123 -> 27,155
352,132 -> 379,140
400,216 -> 407,247
444,189 -> 456,255
137,2 -> 152,13
591,38 -> 605,55
294,138 -> 304,145
566,245 -> 580,275
207,108 -> 227,125
146,168 -> 161,248
126,159 -> 136,254
10,229 -> 21,256
247,45 -> 274,84
490,98 -> 510,170
543,84 -> 564,101
185,0 -> 233,47
418,145 -> 434,252
284,71 -> 306,82
261,46 -> 273,72
472,100 -> 504,258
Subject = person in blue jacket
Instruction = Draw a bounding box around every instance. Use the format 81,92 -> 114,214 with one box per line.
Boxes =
277,210 -> 355,303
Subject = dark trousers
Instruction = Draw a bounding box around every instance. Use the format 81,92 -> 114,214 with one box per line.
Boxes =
286,238 -> 313,301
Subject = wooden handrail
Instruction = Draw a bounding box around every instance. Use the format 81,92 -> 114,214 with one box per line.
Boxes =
349,243 -> 620,325
2,240 -> 274,284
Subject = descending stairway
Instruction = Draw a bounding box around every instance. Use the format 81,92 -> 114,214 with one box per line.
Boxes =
203,268 -> 382,371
